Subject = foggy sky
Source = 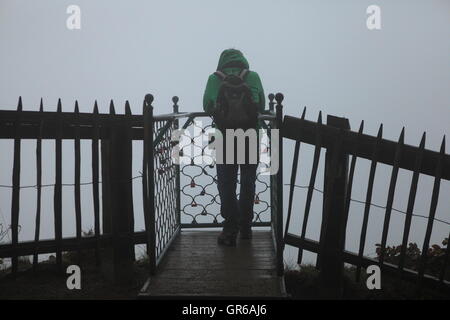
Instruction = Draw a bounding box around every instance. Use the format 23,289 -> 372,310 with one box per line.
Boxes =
0,0 -> 449,266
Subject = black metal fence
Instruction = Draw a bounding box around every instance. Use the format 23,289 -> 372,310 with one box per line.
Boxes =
175,114 -> 272,228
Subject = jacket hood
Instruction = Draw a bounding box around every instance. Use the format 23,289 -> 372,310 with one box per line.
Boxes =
216,49 -> 249,71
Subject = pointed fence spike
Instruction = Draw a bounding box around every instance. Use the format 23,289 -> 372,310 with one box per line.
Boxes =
419,132 -> 426,149
109,100 -> 115,114
440,136 -> 446,153
57,99 -> 62,112
358,120 -> 364,133
17,96 -> 23,109
399,127 -> 405,143
17,96 -> 23,111
74,100 -> 79,113
93,100 -> 99,113
125,100 -> 131,115
39,98 -> 43,112
377,124 -> 383,138
301,106 -> 306,119
317,111 -> 322,124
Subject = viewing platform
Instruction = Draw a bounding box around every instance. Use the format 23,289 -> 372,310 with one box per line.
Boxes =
139,230 -> 286,298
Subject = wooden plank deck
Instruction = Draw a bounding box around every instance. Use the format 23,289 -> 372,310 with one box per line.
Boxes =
139,230 -> 285,298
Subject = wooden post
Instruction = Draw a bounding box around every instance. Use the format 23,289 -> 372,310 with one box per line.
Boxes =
275,93 -> 284,276
54,99 -> 63,271
11,97 -> 22,275
124,101 -> 135,261
284,107 -> 306,249
298,112 -> 322,265
33,99 -> 44,271
318,115 -> 350,298
356,124 -> 383,281
101,100 -> 134,284
101,103 -> 112,246
92,102 -> 101,266
144,94 -> 156,275
417,136 -> 445,293
74,102 -> 82,264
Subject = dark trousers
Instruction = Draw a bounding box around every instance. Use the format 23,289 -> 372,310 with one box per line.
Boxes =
216,164 -> 258,234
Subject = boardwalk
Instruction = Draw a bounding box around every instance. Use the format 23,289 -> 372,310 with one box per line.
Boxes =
139,230 -> 286,298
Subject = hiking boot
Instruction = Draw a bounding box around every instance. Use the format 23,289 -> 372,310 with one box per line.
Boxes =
217,231 -> 237,247
239,225 -> 252,240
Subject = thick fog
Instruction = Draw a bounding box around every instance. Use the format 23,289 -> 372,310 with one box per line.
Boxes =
0,0 -> 449,267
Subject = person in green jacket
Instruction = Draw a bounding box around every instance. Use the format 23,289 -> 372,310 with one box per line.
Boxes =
202,49 -> 265,246
203,49 -> 265,116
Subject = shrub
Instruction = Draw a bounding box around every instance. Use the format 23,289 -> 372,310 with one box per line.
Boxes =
375,237 -> 449,280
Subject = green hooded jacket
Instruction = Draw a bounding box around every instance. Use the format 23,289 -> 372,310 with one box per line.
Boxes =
203,49 -> 265,116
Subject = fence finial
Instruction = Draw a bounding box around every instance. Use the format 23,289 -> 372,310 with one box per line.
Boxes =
317,111 -> 322,124
301,106 -> 306,119
172,96 -> 179,113
275,93 -> 284,105
57,98 -> 62,112
419,132 -> 426,149
398,127 -> 405,144
109,100 -> 115,114
358,120 -> 364,133
440,135 -> 446,153
268,93 -> 275,111
93,100 -> 99,114
39,98 -> 43,112
377,124 -> 383,138
125,100 -> 131,115
145,94 -> 154,107
17,96 -> 22,111
74,100 -> 79,113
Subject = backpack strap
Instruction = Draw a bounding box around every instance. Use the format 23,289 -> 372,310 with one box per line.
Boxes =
238,69 -> 249,80
214,70 -> 227,80
215,69 -> 249,81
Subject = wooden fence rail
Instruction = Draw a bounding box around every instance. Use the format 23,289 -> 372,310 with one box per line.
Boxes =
0,94 -> 281,283
283,112 -> 450,297
0,96 -> 157,283
3,93 -> 447,296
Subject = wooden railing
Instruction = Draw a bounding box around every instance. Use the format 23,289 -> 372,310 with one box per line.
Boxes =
0,94 -> 283,281
5,92 -> 446,293
282,112 -> 450,296
0,96 -> 154,283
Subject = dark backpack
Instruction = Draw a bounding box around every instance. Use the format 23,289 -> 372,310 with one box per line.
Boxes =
212,69 -> 258,131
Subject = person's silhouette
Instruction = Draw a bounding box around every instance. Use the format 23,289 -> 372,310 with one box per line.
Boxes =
203,49 -> 265,246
